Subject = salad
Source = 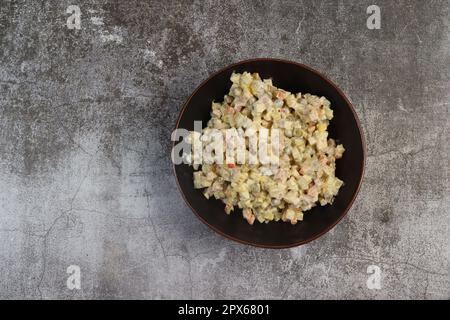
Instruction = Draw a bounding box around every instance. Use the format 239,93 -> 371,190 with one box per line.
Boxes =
187,72 -> 344,225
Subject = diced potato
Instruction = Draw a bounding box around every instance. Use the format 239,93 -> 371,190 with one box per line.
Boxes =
317,122 -> 327,132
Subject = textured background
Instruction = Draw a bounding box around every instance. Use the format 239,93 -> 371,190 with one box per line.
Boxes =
0,0 -> 449,299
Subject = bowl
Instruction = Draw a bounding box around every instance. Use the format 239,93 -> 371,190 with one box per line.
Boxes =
172,58 -> 365,248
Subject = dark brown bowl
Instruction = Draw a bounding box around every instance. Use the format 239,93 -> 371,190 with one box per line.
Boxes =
172,58 -> 365,248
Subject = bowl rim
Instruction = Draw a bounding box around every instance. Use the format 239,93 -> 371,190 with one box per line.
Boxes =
172,58 -> 366,249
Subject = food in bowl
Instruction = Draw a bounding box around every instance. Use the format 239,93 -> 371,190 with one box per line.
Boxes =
186,72 -> 345,225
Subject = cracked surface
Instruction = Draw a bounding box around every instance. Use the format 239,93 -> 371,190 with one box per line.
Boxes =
0,0 -> 449,299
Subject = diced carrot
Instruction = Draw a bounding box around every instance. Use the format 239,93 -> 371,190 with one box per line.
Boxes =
276,90 -> 286,99
225,105 -> 235,114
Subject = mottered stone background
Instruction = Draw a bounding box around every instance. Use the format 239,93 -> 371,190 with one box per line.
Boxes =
0,0 -> 448,299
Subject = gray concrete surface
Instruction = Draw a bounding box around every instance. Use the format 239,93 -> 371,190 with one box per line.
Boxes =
0,0 -> 449,299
